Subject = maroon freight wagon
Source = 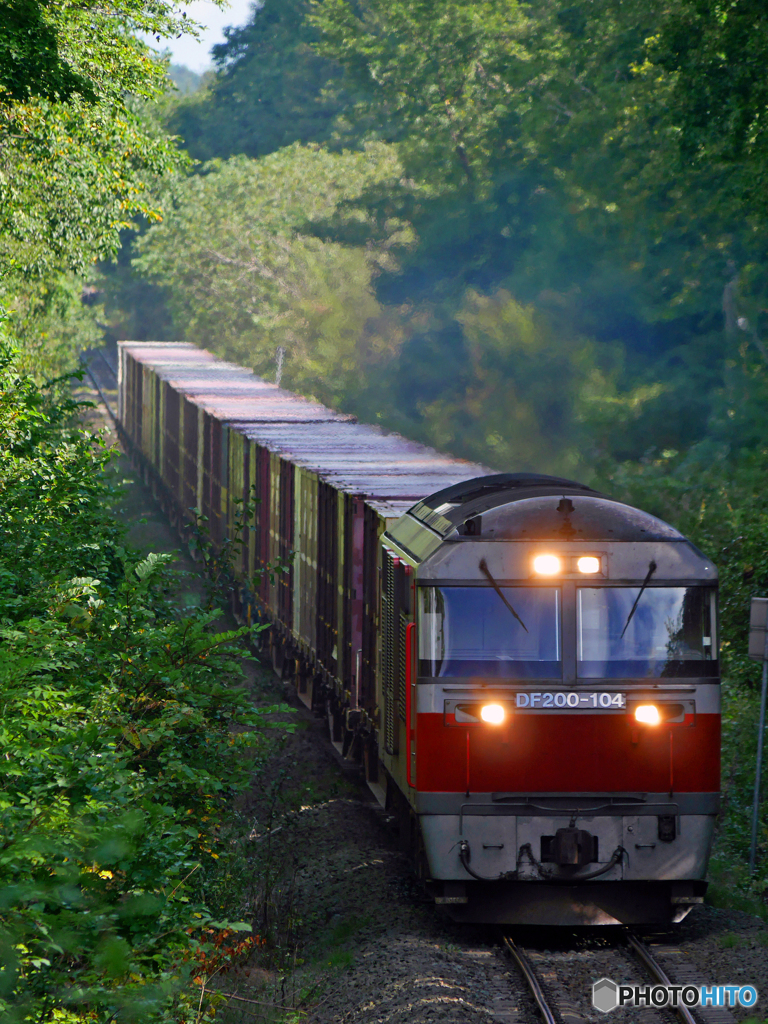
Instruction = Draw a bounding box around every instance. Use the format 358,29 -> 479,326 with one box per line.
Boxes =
117,341 -> 487,794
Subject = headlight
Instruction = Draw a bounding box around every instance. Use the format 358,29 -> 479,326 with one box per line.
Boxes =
480,703 -> 506,725
533,554 -> 561,576
577,555 -> 600,574
635,704 -> 661,726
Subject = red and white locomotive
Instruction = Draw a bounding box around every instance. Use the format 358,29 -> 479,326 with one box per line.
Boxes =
381,473 -> 719,925
117,343 -> 720,927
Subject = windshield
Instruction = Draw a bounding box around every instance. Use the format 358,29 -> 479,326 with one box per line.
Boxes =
418,586 -> 561,679
577,587 -> 717,678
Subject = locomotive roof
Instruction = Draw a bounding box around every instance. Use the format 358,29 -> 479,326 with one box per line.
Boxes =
386,472 -> 690,561
404,473 -> 607,534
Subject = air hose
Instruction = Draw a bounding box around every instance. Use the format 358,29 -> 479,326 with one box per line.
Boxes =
518,842 -> 627,883
458,840 -> 517,881
458,839 -> 626,884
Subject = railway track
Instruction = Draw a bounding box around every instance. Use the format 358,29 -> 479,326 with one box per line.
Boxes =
502,930 -> 736,1024
80,346 -> 119,421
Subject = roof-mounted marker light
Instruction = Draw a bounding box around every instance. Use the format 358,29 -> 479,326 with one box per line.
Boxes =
533,554 -> 561,576
577,556 -> 601,574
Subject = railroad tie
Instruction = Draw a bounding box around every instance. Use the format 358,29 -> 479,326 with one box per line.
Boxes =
463,949 -> 522,1023
489,997 -> 522,1024
526,951 -> 587,1023
648,944 -> 736,1024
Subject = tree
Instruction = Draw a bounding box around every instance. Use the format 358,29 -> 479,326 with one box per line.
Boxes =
0,0 -> 210,274
310,0 -> 531,187
167,0 -> 349,162
650,0 -> 768,211
118,0 -> 768,476
133,143 -> 406,405
398,288 -> 602,475
0,0 -> 216,373
306,0 -> 768,459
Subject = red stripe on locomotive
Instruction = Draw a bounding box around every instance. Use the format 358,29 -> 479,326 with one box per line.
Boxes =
414,711 -> 720,793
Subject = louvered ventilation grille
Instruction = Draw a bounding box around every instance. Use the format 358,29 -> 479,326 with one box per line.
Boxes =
397,612 -> 407,721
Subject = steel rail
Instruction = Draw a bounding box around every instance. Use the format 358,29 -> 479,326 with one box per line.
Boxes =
626,932 -> 697,1024
81,355 -> 119,423
502,935 -> 557,1024
94,347 -> 118,377
505,930 -> 700,1024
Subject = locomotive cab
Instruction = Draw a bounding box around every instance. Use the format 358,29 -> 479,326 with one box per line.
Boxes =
379,473 -> 719,926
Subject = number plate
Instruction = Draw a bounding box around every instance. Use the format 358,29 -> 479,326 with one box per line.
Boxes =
515,691 -> 625,709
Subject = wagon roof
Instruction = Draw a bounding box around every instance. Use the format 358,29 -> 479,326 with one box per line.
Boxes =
118,341 -> 493,501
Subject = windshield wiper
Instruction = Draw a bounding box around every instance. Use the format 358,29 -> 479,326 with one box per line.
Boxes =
479,558 -> 528,633
620,560 -> 657,638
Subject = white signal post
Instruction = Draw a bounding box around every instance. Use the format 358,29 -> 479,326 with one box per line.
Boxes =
748,597 -> 768,874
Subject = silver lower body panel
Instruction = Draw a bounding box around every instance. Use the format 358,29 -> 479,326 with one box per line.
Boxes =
420,810 -> 715,925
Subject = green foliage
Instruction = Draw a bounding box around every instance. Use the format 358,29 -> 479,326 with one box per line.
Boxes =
2,0 -> 204,107
708,680 -> 768,915
365,288 -> 603,474
2,275 -> 104,380
188,493 -> 294,615
310,0 -> 530,185
0,0 -> 223,379
302,0 -> 768,454
597,439 -> 768,691
1,95 -> 177,280
168,0 -> 349,162
96,226 -> 177,351
650,0 -> 768,198
133,143 -> 407,405
0,0 -> 210,278
0,0 -> 93,103
0,332 -> 286,1021
102,0 -> 768,480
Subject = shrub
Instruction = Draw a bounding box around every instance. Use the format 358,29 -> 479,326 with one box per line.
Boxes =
0,335 -> 283,1022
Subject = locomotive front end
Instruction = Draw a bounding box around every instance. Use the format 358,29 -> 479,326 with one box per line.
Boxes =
380,474 -> 719,926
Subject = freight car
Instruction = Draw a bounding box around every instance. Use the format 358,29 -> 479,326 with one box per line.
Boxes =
117,342 -> 720,927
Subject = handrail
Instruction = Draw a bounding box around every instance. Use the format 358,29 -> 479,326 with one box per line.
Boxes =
405,622 -> 416,787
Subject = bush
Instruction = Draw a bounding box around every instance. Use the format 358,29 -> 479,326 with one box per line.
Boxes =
0,334 -> 284,1022
603,446 -> 768,886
